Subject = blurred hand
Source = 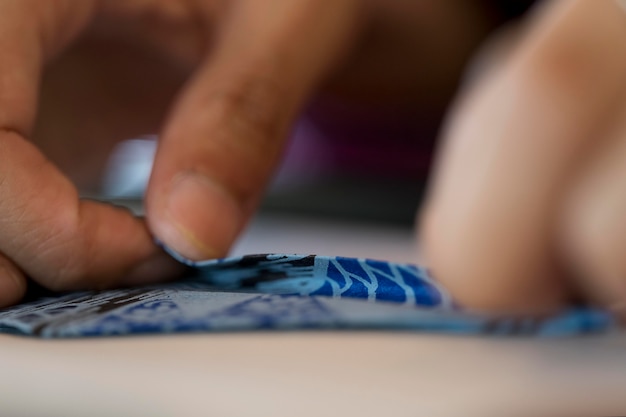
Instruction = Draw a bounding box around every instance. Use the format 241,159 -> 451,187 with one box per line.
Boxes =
421,0 -> 626,315
0,0 -> 491,306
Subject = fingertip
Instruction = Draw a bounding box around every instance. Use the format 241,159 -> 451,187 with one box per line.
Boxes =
0,259 -> 27,308
419,204 -> 568,316
147,172 -> 242,261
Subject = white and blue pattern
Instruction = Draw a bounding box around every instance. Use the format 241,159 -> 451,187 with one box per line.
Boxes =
179,254 -> 451,308
0,254 -> 615,338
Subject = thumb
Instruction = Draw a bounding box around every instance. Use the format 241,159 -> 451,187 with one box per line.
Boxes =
146,0 -> 360,260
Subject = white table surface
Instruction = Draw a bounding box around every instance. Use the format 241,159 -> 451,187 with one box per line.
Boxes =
1,214 -> 625,417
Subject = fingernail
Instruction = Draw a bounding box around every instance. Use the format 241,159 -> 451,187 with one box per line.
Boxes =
122,252 -> 187,287
163,173 -> 241,260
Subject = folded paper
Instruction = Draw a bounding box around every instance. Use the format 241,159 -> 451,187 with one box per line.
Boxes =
0,254 -> 613,338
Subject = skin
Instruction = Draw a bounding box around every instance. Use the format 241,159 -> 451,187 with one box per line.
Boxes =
422,0 -> 626,315
1,0 -> 625,318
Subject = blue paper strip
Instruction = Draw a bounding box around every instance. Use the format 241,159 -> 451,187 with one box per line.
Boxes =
0,253 -> 614,338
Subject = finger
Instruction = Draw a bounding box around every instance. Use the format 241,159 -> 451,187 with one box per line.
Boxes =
0,0 -> 97,132
0,129 -> 183,293
420,0 -> 626,314
0,254 -> 27,308
0,0 -> 182,297
559,94 -> 626,312
146,0 -> 361,260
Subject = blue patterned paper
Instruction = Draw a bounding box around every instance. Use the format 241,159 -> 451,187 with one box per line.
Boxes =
176,254 -> 450,307
0,254 -> 614,338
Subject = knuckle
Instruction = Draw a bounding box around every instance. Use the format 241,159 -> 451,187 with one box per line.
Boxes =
38,237 -> 88,292
208,75 -> 286,151
27,213 -> 89,292
513,39 -> 608,108
175,75 -> 289,202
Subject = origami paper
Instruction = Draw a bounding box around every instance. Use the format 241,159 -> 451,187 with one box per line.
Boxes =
0,254 -> 613,338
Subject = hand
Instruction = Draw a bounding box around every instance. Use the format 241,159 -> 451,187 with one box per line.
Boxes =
0,0 -> 360,307
421,0 -> 626,315
0,0 -> 492,307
